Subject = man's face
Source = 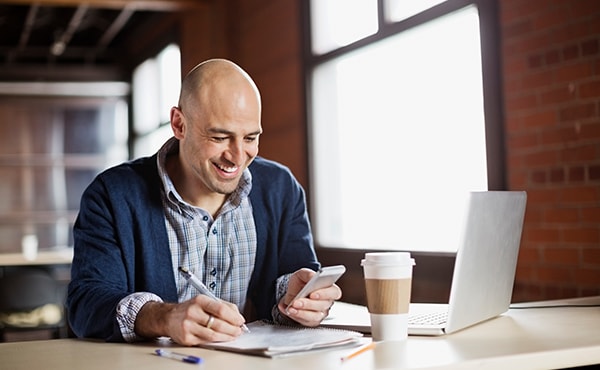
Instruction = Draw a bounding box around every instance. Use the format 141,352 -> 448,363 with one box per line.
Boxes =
178,84 -> 262,196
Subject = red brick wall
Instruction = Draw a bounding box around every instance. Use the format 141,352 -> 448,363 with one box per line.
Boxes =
500,0 -> 600,300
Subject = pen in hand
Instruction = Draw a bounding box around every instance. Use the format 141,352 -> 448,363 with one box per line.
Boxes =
178,266 -> 250,333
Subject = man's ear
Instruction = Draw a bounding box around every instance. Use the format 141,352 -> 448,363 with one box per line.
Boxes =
170,106 -> 185,139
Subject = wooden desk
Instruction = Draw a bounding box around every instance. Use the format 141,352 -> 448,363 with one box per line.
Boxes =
1,296 -> 599,370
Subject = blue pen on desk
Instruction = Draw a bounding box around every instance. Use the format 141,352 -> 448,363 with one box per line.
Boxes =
155,349 -> 202,364
178,266 -> 250,333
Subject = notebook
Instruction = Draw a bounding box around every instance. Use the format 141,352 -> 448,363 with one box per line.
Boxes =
198,320 -> 363,358
324,191 -> 527,336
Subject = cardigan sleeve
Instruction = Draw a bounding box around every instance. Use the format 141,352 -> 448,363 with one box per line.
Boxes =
67,172 -> 133,342
66,157 -> 176,342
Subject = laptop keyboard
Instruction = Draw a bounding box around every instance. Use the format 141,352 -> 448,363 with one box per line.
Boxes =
409,311 -> 448,326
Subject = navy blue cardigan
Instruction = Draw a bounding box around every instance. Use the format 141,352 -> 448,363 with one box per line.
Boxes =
66,154 -> 320,342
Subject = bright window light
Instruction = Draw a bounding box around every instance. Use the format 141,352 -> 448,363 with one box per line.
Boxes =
133,44 -> 181,134
157,44 -> 181,123
132,44 -> 181,157
309,6 -> 487,253
384,0 -> 447,21
132,58 -> 160,134
133,125 -> 173,158
310,0 -> 378,55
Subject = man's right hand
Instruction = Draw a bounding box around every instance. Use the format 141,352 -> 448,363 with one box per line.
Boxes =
134,295 -> 246,345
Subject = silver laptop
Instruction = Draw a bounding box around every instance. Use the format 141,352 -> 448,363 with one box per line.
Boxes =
325,191 -> 527,336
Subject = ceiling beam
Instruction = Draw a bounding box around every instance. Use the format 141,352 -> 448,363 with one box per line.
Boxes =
5,3 -> 39,63
18,3 -> 39,50
86,5 -> 135,63
97,5 -> 135,48
0,0 -> 209,11
50,4 -> 89,56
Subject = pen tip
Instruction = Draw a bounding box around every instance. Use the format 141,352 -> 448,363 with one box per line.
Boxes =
178,266 -> 186,272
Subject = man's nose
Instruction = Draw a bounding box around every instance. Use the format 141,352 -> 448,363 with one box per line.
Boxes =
226,140 -> 244,163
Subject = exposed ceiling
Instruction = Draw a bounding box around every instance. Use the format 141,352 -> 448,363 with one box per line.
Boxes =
0,0 -> 207,81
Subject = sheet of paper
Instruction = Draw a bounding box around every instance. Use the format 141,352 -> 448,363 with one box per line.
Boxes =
199,320 -> 363,357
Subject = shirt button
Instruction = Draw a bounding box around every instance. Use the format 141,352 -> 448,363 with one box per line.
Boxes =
209,281 -> 216,290
212,228 -> 217,235
210,268 -> 217,276
203,215 -> 209,221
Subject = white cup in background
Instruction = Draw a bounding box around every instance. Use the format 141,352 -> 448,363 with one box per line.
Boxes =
21,234 -> 39,261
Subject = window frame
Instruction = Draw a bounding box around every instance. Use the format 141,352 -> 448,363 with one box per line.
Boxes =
302,0 -> 505,252
302,0 -> 505,305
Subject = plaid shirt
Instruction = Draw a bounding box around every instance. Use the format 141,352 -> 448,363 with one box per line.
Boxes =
116,138 -> 258,341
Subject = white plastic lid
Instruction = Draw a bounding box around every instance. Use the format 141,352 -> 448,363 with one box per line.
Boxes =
361,252 -> 415,266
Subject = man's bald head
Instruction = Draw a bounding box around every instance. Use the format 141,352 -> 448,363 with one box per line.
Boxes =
178,59 -> 261,117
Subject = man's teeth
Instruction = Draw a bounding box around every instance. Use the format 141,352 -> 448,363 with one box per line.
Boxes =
217,164 -> 238,173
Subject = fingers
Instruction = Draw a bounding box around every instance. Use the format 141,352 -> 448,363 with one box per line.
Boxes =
281,298 -> 335,327
295,267 -> 318,285
201,296 -> 247,330
281,284 -> 342,327
281,268 -> 343,326
288,282 -> 342,307
168,296 -> 245,345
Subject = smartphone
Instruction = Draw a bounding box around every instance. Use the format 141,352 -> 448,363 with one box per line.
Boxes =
285,265 -> 346,314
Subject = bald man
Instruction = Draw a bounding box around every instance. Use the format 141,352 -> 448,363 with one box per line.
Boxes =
67,59 -> 342,345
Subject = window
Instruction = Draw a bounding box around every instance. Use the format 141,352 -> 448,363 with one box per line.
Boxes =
306,0 -> 503,253
132,44 -> 181,158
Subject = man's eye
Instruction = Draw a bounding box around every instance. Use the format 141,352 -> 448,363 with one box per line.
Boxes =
245,136 -> 257,142
212,137 -> 227,142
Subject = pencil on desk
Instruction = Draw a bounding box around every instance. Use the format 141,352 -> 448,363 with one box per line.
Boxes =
341,342 -> 376,362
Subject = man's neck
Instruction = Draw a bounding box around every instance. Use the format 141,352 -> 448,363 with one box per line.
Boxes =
165,154 -> 227,217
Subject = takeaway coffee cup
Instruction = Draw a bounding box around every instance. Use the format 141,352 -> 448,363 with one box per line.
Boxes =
361,252 -> 415,341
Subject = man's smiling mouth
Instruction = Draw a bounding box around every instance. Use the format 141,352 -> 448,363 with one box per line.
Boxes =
215,163 -> 239,173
